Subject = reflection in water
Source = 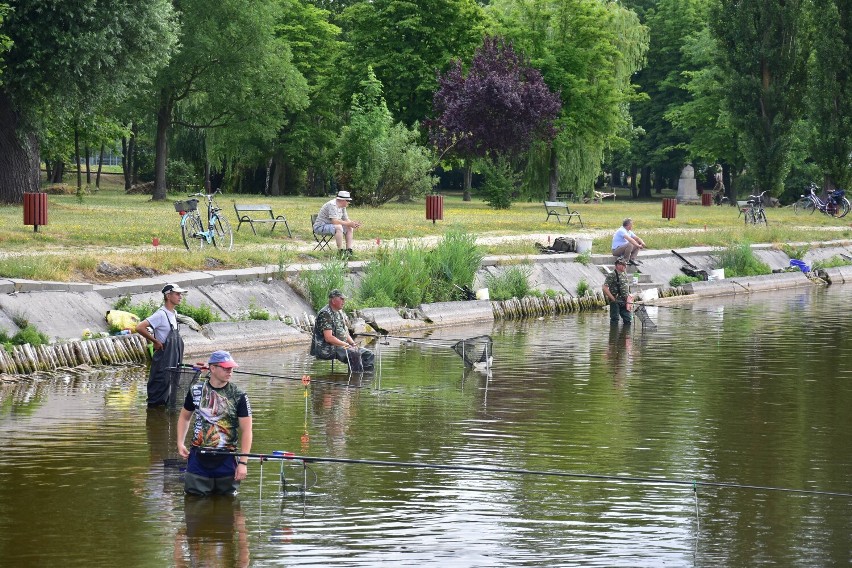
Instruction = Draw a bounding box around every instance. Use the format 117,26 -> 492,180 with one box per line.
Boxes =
605,324 -> 633,387
175,496 -> 250,568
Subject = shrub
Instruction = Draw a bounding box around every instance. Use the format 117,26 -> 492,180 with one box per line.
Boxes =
112,295 -> 222,325
360,241 -> 431,307
781,243 -> 809,260
485,264 -> 532,301
479,155 -> 520,209
575,250 -> 592,266
576,278 -> 590,297
715,242 -> 771,277
1,324 -> 50,351
300,259 -> 347,311
670,274 -> 703,287
429,228 -> 483,300
811,255 -> 852,270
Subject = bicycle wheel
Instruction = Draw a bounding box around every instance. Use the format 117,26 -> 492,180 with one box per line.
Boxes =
840,198 -> 851,218
793,198 -> 810,215
757,209 -> 767,225
744,209 -> 754,225
212,213 -> 233,251
181,213 -> 205,251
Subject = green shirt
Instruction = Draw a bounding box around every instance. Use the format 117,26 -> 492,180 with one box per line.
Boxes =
604,270 -> 631,302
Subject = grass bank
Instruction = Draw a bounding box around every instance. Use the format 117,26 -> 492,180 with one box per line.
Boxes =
1,183 -> 850,282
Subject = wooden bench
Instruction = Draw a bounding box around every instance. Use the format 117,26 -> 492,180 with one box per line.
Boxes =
543,201 -> 583,227
556,191 -> 579,203
233,204 -> 291,237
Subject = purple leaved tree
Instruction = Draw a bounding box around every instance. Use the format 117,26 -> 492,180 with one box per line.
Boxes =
430,36 -> 561,201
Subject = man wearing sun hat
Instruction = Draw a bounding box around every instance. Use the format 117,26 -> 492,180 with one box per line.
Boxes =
602,257 -> 633,325
136,283 -> 188,407
310,289 -> 375,371
313,190 -> 363,258
177,350 -> 253,496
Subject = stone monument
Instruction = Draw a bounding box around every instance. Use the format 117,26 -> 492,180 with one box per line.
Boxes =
676,164 -> 699,203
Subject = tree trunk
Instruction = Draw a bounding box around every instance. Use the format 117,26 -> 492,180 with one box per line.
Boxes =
548,146 -> 558,201
463,158 -> 472,202
629,164 -> 638,198
85,145 -> 91,185
130,122 -> 139,185
204,158 -> 211,192
74,126 -> 82,194
121,136 -> 131,190
722,162 -> 733,203
269,153 -> 283,196
52,161 -> 65,183
639,166 -> 652,198
44,160 -> 52,183
0,92 -> 39,203
96,144 -> 104,189
153,89 -> 172,200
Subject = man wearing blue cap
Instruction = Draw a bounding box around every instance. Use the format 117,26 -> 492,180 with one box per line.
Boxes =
177,350 -> 253,496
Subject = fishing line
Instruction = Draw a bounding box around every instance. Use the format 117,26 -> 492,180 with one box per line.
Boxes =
231,369 -> 413,396
201,450 -> 852,498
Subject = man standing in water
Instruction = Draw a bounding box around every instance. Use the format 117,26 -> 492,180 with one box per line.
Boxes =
177,350 -> 253,496
136,284 -> 187,407
603,257 -> 633,325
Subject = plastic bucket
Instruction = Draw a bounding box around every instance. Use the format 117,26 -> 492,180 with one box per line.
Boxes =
708,268 -> 725,281
575,238 -> 593,254
475,288 -> 490,300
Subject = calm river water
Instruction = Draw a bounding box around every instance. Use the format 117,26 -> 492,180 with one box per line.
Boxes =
1,286 -> 850,567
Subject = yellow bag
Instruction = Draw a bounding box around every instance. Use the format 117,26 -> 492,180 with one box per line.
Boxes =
105,310 -> 141,331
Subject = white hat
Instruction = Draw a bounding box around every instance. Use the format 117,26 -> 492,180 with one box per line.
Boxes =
336,191 -> 352,201
161,283 -> 188,294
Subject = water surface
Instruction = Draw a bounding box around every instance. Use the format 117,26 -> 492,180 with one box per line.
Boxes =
1,286 -> 850,566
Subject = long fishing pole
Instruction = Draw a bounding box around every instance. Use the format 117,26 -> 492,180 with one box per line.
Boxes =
355,332 -> 463,346
200,450 -> 852,498
232,369 -> 414,396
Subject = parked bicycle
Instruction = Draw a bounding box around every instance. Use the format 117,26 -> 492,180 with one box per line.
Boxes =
743,190 -> 768,225
174,190 -> 234,251
793,183 -> 850,218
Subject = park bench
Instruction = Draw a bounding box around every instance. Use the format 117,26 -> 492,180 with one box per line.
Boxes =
543,200 -> 583,227
556,190 -> 579,203
233,204 -> 291,237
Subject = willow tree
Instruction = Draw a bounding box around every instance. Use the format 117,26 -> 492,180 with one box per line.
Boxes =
489,0 -> 648,201
0,0 -> 177,204
711,0 -> 810,197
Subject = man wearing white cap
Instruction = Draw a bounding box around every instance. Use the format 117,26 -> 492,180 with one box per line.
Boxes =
136,283 -> 187,406
177,350 -> 253,496
313,190 -> 363,258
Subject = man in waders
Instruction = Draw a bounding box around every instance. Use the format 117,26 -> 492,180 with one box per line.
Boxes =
176,350 -> 253,496
136,284 -> 187,407
603,257 -> 633,325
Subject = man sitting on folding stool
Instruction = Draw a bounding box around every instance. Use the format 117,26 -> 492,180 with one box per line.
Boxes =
310,289 -> 374,371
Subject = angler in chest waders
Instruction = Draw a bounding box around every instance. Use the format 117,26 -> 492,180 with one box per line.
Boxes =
136,284 -> 187,407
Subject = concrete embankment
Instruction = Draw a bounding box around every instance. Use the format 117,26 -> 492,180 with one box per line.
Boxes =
1,241 -> 851,375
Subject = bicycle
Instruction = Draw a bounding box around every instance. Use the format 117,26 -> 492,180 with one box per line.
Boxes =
794,183 -> 850,218
174,190 -> 234,251
743,190 -> 768,225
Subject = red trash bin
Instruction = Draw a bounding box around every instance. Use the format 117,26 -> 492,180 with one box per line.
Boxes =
662,198 -> 677,220
701,192 -> 712,206
426,194 -> 443,224
23,192 -> 48,232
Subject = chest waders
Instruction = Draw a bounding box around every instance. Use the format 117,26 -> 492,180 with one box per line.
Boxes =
147,318 -> 184,406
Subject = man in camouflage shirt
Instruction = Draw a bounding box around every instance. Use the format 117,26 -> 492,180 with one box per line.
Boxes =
310,289 -> 374,371
603,256 -> 632,325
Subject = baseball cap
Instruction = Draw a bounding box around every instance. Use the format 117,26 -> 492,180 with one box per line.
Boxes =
208,350 -> 238,368
162,283 -> 188,294
614,256 -> 627,265
328,289 -> 346,299
336,191 -> 353,201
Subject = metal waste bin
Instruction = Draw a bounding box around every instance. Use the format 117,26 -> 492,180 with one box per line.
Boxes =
701,192 -> 712,206
662,198 -> 677,220
23,192 -> 48,232
426,194 -> 444,224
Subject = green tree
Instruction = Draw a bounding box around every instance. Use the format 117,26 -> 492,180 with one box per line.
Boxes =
711,0 -> 811,197
339,0 -> 485,127
490,0 -> 648,200
337,67 -> 435,206
0,0 -> 178,204
806,0 -> 852,191
271,0 -> 343,196
149,0 -> 308,200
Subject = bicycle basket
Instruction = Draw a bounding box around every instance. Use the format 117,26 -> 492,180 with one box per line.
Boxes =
831,189 -> 845,199
174,199 -> 199,213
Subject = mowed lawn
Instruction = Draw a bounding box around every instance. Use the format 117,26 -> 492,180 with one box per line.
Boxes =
1,181 -> 850,282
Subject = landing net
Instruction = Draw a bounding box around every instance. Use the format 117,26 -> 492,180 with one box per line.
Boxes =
452,335 -> 493,368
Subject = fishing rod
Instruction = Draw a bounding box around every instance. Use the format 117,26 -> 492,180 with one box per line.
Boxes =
354,332 -> 464,346
200,450 -> 852,498
231,369 -> 414,396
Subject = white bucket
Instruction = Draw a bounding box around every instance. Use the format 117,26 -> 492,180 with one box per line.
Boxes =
575,238 -> 593,254
639,288 -> 659,302
708,268 -> 725,281
475,288 -> 490,300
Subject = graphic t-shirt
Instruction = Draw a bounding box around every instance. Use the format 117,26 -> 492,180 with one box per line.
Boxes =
183,380 -> 251,451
